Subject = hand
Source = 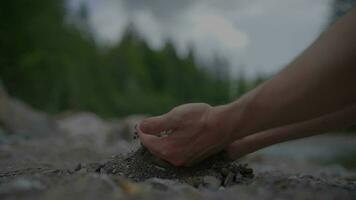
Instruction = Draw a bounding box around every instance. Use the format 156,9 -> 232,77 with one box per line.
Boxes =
138,103 -> 234,166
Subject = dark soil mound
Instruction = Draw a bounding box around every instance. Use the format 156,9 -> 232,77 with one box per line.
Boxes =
98,146 -> 254,188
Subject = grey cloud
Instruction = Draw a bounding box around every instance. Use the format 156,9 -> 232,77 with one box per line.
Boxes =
121,0 -> 194,20
82,0 -> 333,77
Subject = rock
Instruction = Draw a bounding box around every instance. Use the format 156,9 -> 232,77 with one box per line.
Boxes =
0,84 -> 60,137
56,113 -> 145,147
0,178 -> 45,195
85,162 -> 104,173
221,167 -> 230,177
223,172 -> 234,187
152,157 -> 172,169
184,177 -> 202,187
57,112 -> 110,137
145,178 -> 178,191
77,168 -> 87,175
234,172 -> 244,183
57,112 -> 113,147
202,176 -> 221,189
239,164 -> 254,178
74,163 -> 82,172
42,174 -> 124,200
117,178 -> 143,195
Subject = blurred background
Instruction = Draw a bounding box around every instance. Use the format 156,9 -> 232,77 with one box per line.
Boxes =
0,0 -> 354,117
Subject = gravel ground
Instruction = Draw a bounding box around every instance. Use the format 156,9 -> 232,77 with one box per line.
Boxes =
1,133 -> 356,200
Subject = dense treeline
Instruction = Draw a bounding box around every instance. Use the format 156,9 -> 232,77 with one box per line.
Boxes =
0,0 -> 263,117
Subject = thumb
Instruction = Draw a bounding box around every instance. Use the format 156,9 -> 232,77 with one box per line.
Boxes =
139,114 -> 174,135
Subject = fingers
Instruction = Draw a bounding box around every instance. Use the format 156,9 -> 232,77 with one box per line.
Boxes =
137,127 -> 165,157
139,114 -> 176,135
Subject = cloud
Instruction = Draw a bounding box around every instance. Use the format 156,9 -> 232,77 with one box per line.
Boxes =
75,0 -> 332,77
173,4 -> 249,62
87,0 -> 128,44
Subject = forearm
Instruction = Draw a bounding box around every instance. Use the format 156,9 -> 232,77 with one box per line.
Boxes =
227,103 -> 356,159
220,7 -> 356,139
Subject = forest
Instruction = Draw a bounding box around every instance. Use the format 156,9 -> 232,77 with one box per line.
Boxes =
0,0 -> 265,117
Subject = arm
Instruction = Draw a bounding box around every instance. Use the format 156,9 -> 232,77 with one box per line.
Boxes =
221,7 -> 356,140
227,103 -> 356,160
138,7 -> 356,166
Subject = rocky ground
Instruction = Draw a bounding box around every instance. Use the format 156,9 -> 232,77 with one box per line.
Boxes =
1,86 -> 356,199
1,125 -> 356,200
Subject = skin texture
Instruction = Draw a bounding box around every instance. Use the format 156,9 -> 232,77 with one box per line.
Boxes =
138,7 -> 356,166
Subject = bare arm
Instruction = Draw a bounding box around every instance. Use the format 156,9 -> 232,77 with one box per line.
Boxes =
221,7 -> 356,139
227,104 -> 356,160
138,7 -> 356,166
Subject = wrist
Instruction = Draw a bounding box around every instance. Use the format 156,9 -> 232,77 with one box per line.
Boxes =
212,95 -> 258,141
210,103 -> 244,142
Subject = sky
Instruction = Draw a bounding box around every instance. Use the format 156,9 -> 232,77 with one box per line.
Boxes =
68,0 -> 333,77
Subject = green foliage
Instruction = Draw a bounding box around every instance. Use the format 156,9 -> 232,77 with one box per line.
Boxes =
0,0 -> 263,117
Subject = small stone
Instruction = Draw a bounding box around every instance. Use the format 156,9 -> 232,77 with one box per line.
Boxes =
117,179 -> 142,195
203,176 -> 221,189
152,157 -> 172,169
51,169 -> 60,174
74,163 -> 82,172
221,168 -> 230,177
223,172 -> 234,187
239,165 -> 254,178
184,177 -> 201,187
154,166 -> 166,171
3,178 -> 46,192
77,168 -> 87,175
234,172 -> 243,183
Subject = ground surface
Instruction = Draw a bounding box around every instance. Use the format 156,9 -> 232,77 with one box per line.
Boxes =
1,127 -> 356,200
1,85 -> 356,199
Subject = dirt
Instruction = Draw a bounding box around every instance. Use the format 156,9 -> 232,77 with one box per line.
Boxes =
1,86 -> 356,199
98,145 -> 254,185
1,127 -> 356,199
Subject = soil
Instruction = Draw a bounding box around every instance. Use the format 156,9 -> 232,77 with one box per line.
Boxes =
1,131 -> 356,199
99,146 -> 254,184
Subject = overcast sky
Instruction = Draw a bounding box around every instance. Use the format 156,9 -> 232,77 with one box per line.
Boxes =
69,0 -> 333,77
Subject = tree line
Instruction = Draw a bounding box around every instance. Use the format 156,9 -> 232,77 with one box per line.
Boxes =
0,0 -> 265,117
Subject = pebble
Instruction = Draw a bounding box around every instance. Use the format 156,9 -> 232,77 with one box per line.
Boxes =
0,178 -> 46,194
185,177 -> 201,187
224,172 -> 234,187
77,168 -> 87,175
203,176 -> 221,190
154,166 -> 166,171
235,173 -> 243,183
221,168 -> 230,177
74,163 -> 82,172
152,157 -> 172,169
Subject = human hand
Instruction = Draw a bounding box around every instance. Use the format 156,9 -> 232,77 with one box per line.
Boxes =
138,103 -> 234,166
